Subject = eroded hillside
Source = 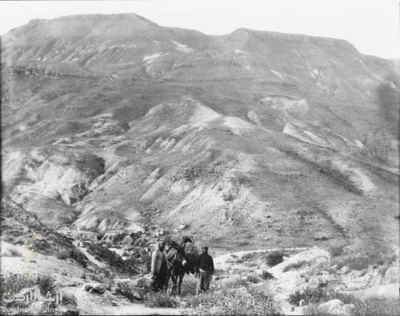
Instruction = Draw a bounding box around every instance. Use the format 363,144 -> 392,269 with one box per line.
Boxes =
1,13 -> 399,252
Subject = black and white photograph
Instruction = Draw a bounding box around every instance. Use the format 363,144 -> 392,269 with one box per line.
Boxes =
1,0 -> 399,315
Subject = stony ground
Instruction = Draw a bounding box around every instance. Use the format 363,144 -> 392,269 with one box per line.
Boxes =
1,243 -> 398,315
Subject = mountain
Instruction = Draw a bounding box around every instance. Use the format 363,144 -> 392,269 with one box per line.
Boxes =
1,13 -> 399,255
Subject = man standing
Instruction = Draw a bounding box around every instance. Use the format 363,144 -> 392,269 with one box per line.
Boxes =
151,241 -> 168,292
196,245 -> 214,294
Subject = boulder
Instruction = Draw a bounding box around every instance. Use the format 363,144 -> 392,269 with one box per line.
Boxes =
384,266 -> 399,284
84,283 -> 107,294
339,266 -> 350,274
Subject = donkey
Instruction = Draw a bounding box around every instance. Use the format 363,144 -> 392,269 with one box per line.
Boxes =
165,241 -> 197,295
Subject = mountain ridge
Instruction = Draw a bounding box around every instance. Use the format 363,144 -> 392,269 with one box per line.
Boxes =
1,13 -> 398,254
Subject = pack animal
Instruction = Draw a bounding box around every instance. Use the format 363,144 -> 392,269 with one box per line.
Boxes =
165,241 -> 197,295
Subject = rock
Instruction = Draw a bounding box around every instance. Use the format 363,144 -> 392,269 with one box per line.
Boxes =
384,266 -> 399,284
334,284 -> 346,292
314,232 -> 329,241
330,265 -> 339,272
84,283 -> 107,294
308,275 -> 328,287
131,290 -> 142,301
339,266 -> 350,274
318,299 -> 353,315
343,304 -> 356,315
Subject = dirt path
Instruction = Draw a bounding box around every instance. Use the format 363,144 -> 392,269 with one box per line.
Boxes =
104,303 -> 184,315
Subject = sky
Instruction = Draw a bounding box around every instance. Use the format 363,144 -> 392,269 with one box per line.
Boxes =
0,0 -> 399,59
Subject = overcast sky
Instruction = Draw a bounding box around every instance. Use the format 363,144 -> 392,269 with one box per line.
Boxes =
0,0 -> 399,59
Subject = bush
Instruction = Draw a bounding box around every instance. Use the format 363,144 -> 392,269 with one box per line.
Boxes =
115,281 -> 142,302
242,252 -> 258,261
330,245 -> 398,271
56,249 -> 88,268
222,193 -> 236,202
56,250 -> 70,260
192,287 -> 281,315
180,279 -> 197,296
260,270 -> 275,280
303,294 -> 399,316
135,278 -> 153,299
146,292 -> 178,308
224,277 -> 248,289
1,273 -> 57,300
360,296 -> 400,316
96,267 -> 113,278
266,251 -> 284,267
288,287 -> 327,306
283,260 -> 308,272
246,274 -> 260,283
328,245 -> 346,257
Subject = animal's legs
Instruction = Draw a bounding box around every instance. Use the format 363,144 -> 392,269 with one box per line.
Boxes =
177,272 -> 184,295
171,273 -> 177,296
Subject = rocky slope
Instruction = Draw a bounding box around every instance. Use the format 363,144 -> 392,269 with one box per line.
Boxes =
1,13 -> 399,255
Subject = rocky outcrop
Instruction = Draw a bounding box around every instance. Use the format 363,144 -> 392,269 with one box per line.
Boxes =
1,197 -> 76,254
2,148 -> 105,226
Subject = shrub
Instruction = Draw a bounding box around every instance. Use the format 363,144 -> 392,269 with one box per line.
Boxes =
242,252 -> 258,261
146,292 -> 178,308
330,244 -> 398,271
9,248 -> 23,257
56,250 -> 70,260
86,272 -> 104,283
266,250 -> 284,267
246,274 -> 260,283
222,193 -> 236,202
283,260 -> 308,272
360,296 -> 400,316
328,245 -> 346,257
288,287 -> 327,306
224,277 -> 248,289
115,281 -> 143,302
192,287 -> 281,315
69,249 -> 88,268
96,267 -> 113,278
245,261 -> 259,268
1,273 -> 57,300
180,279 -> 197,296
56,249 -> 88,268
135,278 -> 153,299
303,294 -> 399,316
260,270 -> 275,280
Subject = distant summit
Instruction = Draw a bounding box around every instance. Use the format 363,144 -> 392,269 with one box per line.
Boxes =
1,13 -> 399,251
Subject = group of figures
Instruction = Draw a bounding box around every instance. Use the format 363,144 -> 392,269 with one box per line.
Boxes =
151,238 -> 215,295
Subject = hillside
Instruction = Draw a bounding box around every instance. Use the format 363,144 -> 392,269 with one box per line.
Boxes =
1,13 -> 399,253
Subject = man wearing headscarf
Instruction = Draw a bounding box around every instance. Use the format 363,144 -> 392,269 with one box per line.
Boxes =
151,241 -> 168,292
196,245 -> 214,294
